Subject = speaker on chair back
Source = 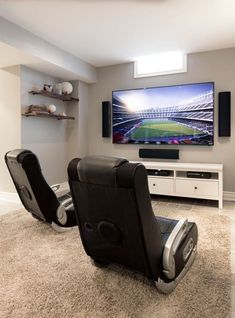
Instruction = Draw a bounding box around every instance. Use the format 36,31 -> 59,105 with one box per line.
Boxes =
102,101 -> 111,137
139,149 -> 179,160
219,92 -> 231,137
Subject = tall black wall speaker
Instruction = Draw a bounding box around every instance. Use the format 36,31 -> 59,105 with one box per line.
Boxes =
139,149 -> 179,160
102,101 -> 111,137
219,91 -> 231,137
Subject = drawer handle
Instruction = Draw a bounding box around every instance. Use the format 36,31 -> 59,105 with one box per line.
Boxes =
194,186 -> 198,190
153,184 -> 156,186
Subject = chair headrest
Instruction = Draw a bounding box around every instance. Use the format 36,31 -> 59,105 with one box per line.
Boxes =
77,156 -> 128,186
5,149 -> 33,163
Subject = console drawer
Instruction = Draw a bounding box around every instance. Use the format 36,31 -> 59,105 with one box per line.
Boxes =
148,177 -> 174,195
175,179 -> 218,198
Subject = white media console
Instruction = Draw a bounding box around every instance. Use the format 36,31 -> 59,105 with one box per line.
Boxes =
132,161 -> 223,208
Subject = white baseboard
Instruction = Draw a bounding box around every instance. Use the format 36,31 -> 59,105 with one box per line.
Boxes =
223,191 -> 235,201
0,191 -> 21,203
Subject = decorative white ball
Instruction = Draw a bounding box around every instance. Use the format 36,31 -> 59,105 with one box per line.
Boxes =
62,82 -> 73,95
47,104 -> 56,113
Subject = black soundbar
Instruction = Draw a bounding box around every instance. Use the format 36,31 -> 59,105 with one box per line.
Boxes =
139,149 -> 179,160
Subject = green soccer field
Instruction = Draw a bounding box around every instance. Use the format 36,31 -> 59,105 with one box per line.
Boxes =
130,120 -> 202,139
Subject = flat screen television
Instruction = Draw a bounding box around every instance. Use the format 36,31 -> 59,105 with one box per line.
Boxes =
112,82 -> 214,145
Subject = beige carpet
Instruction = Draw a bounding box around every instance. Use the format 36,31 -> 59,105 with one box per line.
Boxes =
0,204 -> 231,318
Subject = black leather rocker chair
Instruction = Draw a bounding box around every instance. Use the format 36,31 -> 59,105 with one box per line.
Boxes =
5,149 -> 77,231
68,156 -> 198,293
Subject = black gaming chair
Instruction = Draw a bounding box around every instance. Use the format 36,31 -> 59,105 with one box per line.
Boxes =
68,156 -> 198,293
5,149 -> 77,231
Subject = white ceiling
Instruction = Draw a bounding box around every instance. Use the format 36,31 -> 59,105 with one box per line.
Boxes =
0,0 -> 235,67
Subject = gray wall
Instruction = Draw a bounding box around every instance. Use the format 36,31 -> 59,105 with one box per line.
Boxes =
66,80 -> 89,165
21,66 -> 74,184
0,66 -> 21,192
77,81 -> 89,157
88,48 -> 235,192
21,66 -> 87,185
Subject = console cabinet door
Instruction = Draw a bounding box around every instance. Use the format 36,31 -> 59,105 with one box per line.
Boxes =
175,179 -> 219,198
148,177 -> 174,195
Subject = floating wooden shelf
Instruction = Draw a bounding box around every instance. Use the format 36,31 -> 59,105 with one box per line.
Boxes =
29,90 -> 79,102
22,112 -> 75,120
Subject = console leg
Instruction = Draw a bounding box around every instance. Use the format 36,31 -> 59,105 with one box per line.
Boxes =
219,199 -> 223,209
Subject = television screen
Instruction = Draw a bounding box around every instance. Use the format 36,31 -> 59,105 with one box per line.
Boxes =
112,82 -> 214,145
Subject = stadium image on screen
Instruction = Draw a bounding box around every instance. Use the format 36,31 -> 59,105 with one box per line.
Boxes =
112,82 -> 214,145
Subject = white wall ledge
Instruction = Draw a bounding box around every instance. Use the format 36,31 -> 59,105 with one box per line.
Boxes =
0,17 -> 97,83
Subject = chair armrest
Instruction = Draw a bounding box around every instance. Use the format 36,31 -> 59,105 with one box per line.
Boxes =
162,218 -> 188,279
60,197 -> 73,209
51,182 -> 70,198
56,197 -> 73,225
